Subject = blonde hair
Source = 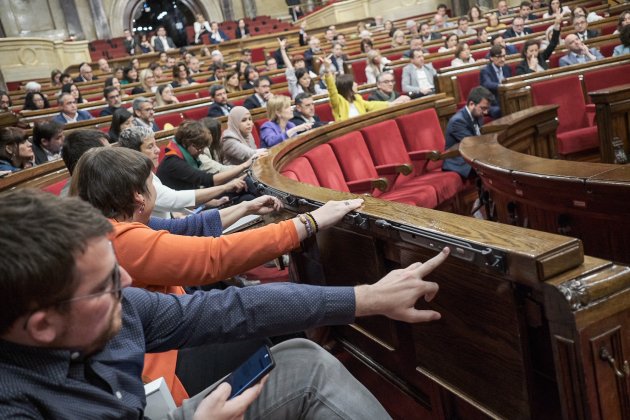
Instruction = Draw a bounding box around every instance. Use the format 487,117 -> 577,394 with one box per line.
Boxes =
266,95 -> 291,122
139,69 -> 155,91
391,30 -> 406,47
366,50 -> 382,78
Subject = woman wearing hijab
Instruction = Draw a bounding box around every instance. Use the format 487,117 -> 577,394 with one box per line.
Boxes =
221,106 -> 267,165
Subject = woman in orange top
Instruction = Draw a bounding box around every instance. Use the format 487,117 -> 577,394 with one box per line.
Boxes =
70,146 -> 364,405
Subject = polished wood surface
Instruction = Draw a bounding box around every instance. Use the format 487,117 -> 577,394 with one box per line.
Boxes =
590,84 -> 630,163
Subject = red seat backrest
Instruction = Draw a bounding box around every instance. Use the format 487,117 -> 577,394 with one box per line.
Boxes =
251,122 -> 262,148
393,66 -> 404,94
198,90 -> 210,98
360,120 -> 409,167
599,43 -> 616,58
41,179 -> 68,196
432,57 -> 452,71
281,156 -> 320,186
455,70 -> 481,107
314,102 -> 334,123
175,92 -> 198,102
530,75 -> 588,132
253,117 -> 269,147
583,63 -> 630,100
251,47 -> 266,63
154,112 -> 184,130
182,107 -> 209,121
303,145 -> 349,192
396,108 -> 445,172
351,60 -> 368,85
329,131 -> 378,181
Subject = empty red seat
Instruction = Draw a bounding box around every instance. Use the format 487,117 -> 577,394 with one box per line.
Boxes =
175,92 -> 198,102
154,112 -> 184,130
530,75 -> 598,155
583,63 -> 630,99
198,90 -> 210,98
315,102 -> 334,123
393,67 -> 403,94
454,69 -> 481,108
303,145 -> 349,192
42,179 -> 68,196
281,156 -> 320,186
351,60 -> 368,85
182,107 -> 209,121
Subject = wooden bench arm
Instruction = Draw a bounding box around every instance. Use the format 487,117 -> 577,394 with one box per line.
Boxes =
375,163 -> 413,176
347,177 -> 389,193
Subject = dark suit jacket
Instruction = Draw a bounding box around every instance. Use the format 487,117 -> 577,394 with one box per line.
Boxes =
368,89 -> 400,102
577,29 -> 599,41
235,27 -> 250,39
73,75 -> 98,83
515,28 -> 560,75
99,106 -> 119,117
243,95 -> 263,110
290,111 -> 326,128
207,102 -> 234,117
502,27 -> 533,38
479,63 -> 512,100
123,37 -> 137,55
443,107 -> 482,178
32,143 -> 50,165
153,36 -> 175,52
304,48 -> 319,72
209,30 -> 230,44
421,32 -> 442,42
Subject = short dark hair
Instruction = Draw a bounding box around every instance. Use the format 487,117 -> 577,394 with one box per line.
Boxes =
23,92 -> 50,111
0,90 -> 12,107
294,92 -> 313,105
467,86 -> 495,105
109,108 -> 133,142
103,86 -> 119,99
520,1 -> 532,8
61,129 -> 107,175
253,76 -> 272,88
243,65 -> 259,82
490,34 -> 504,46
71,147 -> 152,219
210,84 -> 226,98
521,39 -> 541,59
489,44 -> 505,57
0,127 -> 27,160
620,22 -> 630,47
176,120 -> 212,149
32,120 -> 63,147
0,189 -> 112,334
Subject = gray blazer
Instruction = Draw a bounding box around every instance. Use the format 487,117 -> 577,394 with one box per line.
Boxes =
401,63 -> 437,95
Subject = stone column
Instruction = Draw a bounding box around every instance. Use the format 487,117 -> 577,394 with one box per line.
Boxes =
59,0 -> 85,39
87,0 -> 112,39
242,0 -> 257,18
220,0 -> 234,21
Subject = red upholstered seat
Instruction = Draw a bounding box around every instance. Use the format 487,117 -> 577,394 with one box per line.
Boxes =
530,75 -> 598,155
182,107 -> 209,121
432,57 -> 452,71
303,145 -> 349,192
396,109 -> 445,172
175,92 -> 198,102
455,70 -> 481,108
251,47 -> 266,63
582,63 -> 630,98
351,60 -> 368,85
393,67 -> 403,94
281,156 -> 320,186
281,170 -> 298,181
42,179 -> 68,196
315,102 -> 334,123
198,90 -> 210,98
154,112 -> 184,130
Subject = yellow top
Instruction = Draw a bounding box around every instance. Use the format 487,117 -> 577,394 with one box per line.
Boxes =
324,72 -> 389,121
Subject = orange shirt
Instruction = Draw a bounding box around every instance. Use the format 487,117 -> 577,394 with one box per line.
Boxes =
110,219 -> 300,404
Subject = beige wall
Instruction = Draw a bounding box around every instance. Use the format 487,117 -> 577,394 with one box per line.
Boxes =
0,0 -> 68,39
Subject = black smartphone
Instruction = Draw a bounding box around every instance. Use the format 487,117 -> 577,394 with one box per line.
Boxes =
224,345 -> 275,399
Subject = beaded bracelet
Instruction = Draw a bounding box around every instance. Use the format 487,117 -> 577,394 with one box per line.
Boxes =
298,214 -> 313,238
305,212 -> 319,233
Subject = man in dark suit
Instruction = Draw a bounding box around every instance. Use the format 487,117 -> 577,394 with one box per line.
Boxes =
480,45 -> 512,118
290,93 -> 327,129
153,26 -> 176,52
368,72 -> 401,102
443,86 -> 494,178
209,22 -> 230,44
99,87 -> 122,117
503,17 -> 533,38
123,29 -> 137,55
419,22 -> 442,42
573,16 -> 599,41
31,120 -> 64,165
73,63 -> 97,83
519,1 -> 538,21
488,34 -> 518,56
303,37 -> 322,73
243,77 -> 273,110
207,85 -> 234,118
52,92 -> 94,125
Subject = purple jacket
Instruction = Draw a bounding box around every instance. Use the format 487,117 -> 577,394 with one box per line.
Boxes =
260,120 -> 296,148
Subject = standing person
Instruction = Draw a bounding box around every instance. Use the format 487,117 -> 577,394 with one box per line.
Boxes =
443,86 -> 494,178
123,28 -> 137,55
221,106 -> 267,165
0,127 -> 33,172
259,95 -> 312,148
193,14 -> 211,44
153,26 -> 176,52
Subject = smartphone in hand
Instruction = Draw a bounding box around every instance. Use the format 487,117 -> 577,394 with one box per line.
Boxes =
225,345 -> 275,399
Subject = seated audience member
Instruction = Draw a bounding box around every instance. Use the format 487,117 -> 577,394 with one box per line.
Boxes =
109,108 -> 134,143
488,34 -> 518,56
480,45 -> 512,118
118,126 -> 244,218
473,28 -> 489,45
164,56 -> 176,71
432,13 -> 455,32
265,56 -> 278,72
234,60 -> 249,77
241,48 -> 253,64
171,62 -> 196,88
439,34 -> 459,53
304,37 -> 322,73
99,86 -> 122,117
97,58 -> 112,74
531,0 -> 545,9
443,86 -> 494,178
614,11 -> 630,35
503,16 -> 533,38
613,25 -> 630,56
58,129 -> 110,197
0,91 -> 11,113
121,66 -> 139,85
209,21 -> 229,44
154,84 -> 179,107
50,69 -> 63,88
224,70 -> 243,94
207,85 -> 234,117
451,42 -> 476,67
132,69 -> 157,95
243,77 -> 273,110
290,92 -> 328,128
131,57 -> 141,72
157,120 -> 247,192
24,81 -> 41,95
194,14 -> 211,44
485,13 -> 506,32
543,0 -> 570,18
207,63 -> 227,83
402,49 -> 437,97
260,95 -> 312,148
112,67 -> 124,81
497,0 -> 511,16
199,117 -> 260,176
123,28 -> 137,54
572,14 -> 599,41
131,97 -> 158,132
406,20 -> 419,36
236,18 -> 250,39
454,17 -> 476,36
403,36 -> 428,58
52,92 -> 93,125
572,5 -> 603,24
327,42 -> 349,76
0,127 -> 33,172
74,63 -> 97,83
389,30 -> 406,49
221,106 -> 266,165
559,34 -> 604,66
62,83 -> 88,104
360,38 -> 374,54
368,72 -> 402,102
279,39 -> 327,99
242,66 -> 260,90
519,1 -> 538,21
22,92 -> 50,111
516,13 -> 562,74
365,50 -> 392,84
436,2 -> 449,17
32,120 -> 64,164
468,5 -> 483,23
324,59 -> 409,122
139,33 -> 154,53
419,22 -> 441,42
153,26 -> 176,51
104,76 -> 123,91
188,56 -> 201,75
